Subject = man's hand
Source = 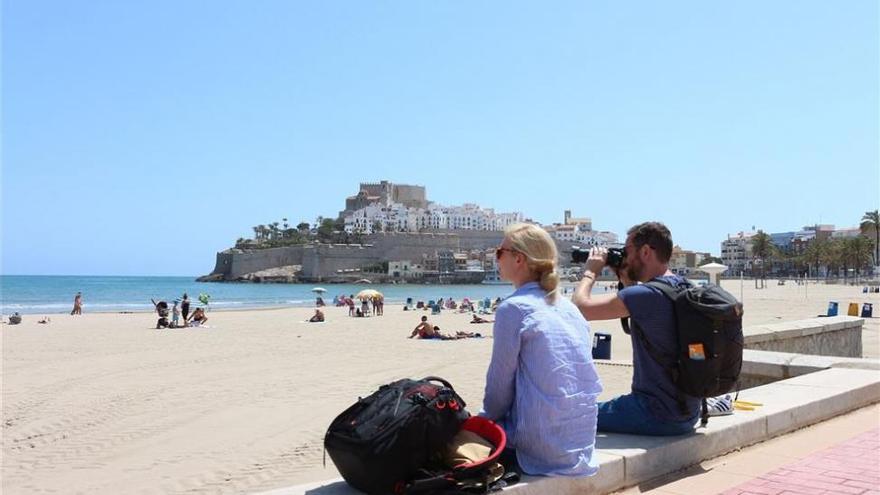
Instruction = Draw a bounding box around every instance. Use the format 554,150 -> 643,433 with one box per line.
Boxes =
586,246 -> 607,277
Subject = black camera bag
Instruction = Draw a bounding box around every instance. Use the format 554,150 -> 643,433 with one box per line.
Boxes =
324,376 -> 469,494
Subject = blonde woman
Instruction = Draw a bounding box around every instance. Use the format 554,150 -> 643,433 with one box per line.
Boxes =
481,223 -> 601,477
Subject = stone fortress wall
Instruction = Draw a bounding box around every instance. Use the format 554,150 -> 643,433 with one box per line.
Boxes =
206,229 -> 586,281
209,246 -> 307,280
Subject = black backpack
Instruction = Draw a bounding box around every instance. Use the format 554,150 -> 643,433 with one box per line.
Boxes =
324,376 -> 470,494
625,279 -> 744,426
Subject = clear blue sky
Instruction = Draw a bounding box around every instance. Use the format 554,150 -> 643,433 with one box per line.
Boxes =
2,1 -> 878,276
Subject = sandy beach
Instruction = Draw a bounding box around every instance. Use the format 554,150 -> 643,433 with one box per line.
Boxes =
2,280 -> 877,494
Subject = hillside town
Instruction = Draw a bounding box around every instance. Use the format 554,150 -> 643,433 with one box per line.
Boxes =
215,181 -> 877,284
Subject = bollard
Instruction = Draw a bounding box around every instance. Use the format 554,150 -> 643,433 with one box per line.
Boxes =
848,302 -> 860,316
862,303 -> 874,318
592,332 -> 612,360
827,301 -> 839,317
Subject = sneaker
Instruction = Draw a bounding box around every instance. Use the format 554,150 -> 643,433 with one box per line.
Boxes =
706,394 -> 734,416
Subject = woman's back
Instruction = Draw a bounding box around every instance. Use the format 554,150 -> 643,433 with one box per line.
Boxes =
484,282 -> 601,477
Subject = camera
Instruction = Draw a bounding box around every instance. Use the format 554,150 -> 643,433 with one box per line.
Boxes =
571,246 -> 627,269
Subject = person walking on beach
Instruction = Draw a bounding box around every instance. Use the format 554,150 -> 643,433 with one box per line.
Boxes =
572,221 -> 700,436
171,300 -> 181,328
346,296 -> 355,316
482,223 -> 601,477
181,294 -> 191,322
71,292 -> 83,315
375,296 -> 384,316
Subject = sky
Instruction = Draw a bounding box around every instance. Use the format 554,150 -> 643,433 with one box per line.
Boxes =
2,1 -> 878,276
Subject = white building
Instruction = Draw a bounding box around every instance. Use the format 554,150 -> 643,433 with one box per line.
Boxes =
720,232 -> 756,274
388,260 -> 425,279
344,201 -> 523,234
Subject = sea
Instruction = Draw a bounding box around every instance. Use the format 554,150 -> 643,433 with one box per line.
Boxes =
0,275 -> 545,315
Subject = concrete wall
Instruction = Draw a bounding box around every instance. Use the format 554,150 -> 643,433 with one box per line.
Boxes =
743,316 -> 864,358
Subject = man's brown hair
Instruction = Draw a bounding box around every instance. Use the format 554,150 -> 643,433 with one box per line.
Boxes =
627,222 -> 673,263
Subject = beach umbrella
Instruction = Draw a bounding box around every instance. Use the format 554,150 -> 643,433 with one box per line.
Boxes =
356,289 -> 383,300
697,262 -> 728,286
311,287 -> 327,293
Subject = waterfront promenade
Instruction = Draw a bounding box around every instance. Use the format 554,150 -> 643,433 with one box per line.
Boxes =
615,404 -> 880,495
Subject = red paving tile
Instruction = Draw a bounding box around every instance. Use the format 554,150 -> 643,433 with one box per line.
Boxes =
719,428 -> 880,495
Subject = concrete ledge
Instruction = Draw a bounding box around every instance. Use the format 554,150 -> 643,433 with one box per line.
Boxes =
257,367 -> 880,495
743,316 -> 864,357
742,348 -> 880,384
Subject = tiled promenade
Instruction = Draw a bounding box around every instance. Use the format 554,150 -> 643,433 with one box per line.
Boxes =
613,404 -> 880,495
721,428 -> 880,495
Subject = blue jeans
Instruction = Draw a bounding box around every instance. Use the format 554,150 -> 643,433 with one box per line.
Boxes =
597,393 -> 697,436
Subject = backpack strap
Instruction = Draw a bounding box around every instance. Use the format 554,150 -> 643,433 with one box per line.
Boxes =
643,278 -> 691,299
629,279 -> 695,419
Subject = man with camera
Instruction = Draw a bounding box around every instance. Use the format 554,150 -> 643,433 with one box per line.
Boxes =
572,222 -> 700,436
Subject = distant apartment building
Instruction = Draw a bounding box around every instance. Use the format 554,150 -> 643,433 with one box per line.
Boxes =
831,227 -> 862,239
545,211 -> 618,246
563,210 -> 592,230
344,201 -> 523,234
669,246 -> 710,275
721,225 -> 840,276
720,231 -> 755,274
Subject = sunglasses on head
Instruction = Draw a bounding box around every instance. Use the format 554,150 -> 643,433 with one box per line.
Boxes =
495,247 -> 518,259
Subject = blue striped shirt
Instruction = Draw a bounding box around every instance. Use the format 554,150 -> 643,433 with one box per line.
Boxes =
481,282 -> 602,477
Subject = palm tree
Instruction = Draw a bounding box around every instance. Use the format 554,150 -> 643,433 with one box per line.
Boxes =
252,226 -> 261,241
822,238 -> 844,279
803,237 -> 827,279
860,210 -> 879,266
843,236 -> 873,278
750,231 -> 773,288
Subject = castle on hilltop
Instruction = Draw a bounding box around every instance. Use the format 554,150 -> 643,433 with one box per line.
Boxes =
340,181 -> 428,218
340,180 -> 523,235
200,180 -> 622,284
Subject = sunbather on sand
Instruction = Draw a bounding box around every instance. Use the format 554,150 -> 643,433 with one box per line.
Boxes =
308,309 -> 325,322
188,307 -> 208,326
470,315 -> 493,324
409,316 -> 479,339
409,316 -> 435,338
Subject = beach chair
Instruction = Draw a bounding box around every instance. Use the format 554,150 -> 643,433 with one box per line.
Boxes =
431,303 -> 441,315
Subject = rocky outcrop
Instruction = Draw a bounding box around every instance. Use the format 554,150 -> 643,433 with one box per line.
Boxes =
198,265 -> 301,283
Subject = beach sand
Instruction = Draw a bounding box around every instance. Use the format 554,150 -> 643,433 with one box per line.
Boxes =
2,281 -> 877,494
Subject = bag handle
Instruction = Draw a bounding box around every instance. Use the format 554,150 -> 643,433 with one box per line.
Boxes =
421,376 -> 454,390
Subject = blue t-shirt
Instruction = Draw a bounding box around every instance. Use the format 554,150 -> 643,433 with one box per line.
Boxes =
618,275 -> 701,422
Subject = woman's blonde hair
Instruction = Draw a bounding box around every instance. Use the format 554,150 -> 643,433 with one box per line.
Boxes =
504,223 -> 560,302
